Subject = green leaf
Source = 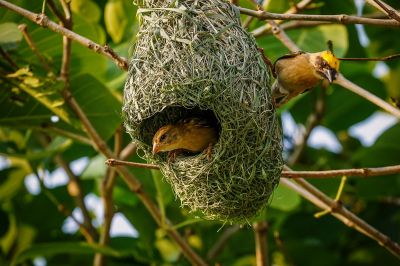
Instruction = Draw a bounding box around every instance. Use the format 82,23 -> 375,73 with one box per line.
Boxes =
0,22 -> 22,44
70,74 -> 122,141
105,0 -> 129,43
13,242 -> 129,265
0,86 -> 60,127
70,14 -> 107,78
270,182 -> 301,211
353,124 -> 400,166
71,0 -> 102,23
296,24 -> 348,57
0,167 -> 27,201
5,68 -> 75,126
81,154 -> 107,179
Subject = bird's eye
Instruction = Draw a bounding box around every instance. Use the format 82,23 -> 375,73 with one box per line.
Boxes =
159,134 -> 167,142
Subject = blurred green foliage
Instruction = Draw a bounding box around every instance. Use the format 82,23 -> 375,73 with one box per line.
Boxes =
0,0 -> 399,265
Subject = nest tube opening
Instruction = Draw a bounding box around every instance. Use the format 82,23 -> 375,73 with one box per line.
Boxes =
123,0 -> 284,222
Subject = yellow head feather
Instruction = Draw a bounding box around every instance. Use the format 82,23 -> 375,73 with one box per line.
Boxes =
320,50 -> 340,71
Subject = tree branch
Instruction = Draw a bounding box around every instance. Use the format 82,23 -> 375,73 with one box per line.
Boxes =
280,175 -> 400,258
334,73 -> 400,119
33,170 -> 95,243
250,0 -> 314,37
105,158 -> 400,179
254,221 -> 269,266
119,142 -> 137,161
94,127 -> 122,266
206,225 -> 240,261
18,23 -> 52,72
282,164 -> 400,178
0,46 -> 18,69
106,158 -> 160,170
268,20 -> 299,52
0,0 -> 128,71
287,89 -> 326,166
54,155 -> 98,240
238,6 -> 400,27
367,0 -> 400,23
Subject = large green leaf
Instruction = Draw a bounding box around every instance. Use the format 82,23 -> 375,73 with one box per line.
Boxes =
353,124 -> 400,166
270,182 -> 301,211
0,22 -> 22,44
70,74 -> 122,141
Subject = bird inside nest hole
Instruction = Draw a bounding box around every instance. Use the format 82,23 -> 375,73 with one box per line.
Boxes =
143,107 -> 221,162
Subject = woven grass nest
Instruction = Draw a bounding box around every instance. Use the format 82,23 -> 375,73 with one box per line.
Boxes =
123,0 -> 283,222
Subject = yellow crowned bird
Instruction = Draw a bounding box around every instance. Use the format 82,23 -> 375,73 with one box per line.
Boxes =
272,50 -> 340,107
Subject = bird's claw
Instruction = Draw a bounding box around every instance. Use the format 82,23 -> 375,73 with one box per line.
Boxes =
205,143 -> 213,161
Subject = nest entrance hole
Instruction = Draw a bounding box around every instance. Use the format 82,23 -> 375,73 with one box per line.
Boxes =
138,106 -> 221,156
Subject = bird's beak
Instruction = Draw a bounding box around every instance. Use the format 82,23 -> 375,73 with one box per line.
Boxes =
152,143 -> 159,155
323,68 -> 337,83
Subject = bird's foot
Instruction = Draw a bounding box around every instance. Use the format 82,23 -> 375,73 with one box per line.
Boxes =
204,143 -> 214,161
167,150 -> 183,163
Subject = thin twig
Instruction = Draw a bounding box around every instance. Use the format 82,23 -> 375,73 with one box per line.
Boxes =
38,124 -> 92,145
264,20 -> 330,33
314,175 -> 347,218
251,0 -> 314,37
287,89 -> 326,166
338,53 -> 400,61
59,0 -> 72,81
33,170 -> 95,243
268,20 -> 299,52
368,0 -> 400,23
47,0 -> 67,24
242,15 -> 255,29
41,0 -> 47,14
105,159 -> 400,179
18,23 -> 52,72
291,176 -> 400,258
35,133 -> 97,242
55,155 -> 98,239
94,126 -> 123,266
0,46 -> 18,69
260,12 -> 400,35
280,175 -> 400,258
273,231 -> 293,265
0,0 -> 128,71
106,158 -> 160,170
282,164 -> 400,178
119,142 -> 138,161
254,221 -> 269,266
238,6 -> 400,27
207,225 -> 241,261
334,73 -> 400,119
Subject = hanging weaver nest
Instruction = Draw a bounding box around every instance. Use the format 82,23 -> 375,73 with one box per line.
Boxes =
123,0 -> 283,222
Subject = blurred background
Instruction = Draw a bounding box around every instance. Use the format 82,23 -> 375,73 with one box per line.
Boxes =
1,0 -> 399,265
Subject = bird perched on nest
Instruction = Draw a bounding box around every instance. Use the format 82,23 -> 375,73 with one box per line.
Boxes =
152,117 -> 218,162
272,50 -> 340,107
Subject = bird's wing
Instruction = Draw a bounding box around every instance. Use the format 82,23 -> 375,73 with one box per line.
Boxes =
273,51 -> 305,74
180,117 -> 213,128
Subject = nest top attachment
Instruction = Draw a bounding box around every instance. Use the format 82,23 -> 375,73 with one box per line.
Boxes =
123,0 -> 283,222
